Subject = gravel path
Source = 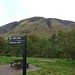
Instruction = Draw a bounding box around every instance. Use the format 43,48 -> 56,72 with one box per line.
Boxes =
0,64 -> 41,75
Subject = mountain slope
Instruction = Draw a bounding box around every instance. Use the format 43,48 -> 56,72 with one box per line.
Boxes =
0,17 -> 75,39
0,21 -> 20,35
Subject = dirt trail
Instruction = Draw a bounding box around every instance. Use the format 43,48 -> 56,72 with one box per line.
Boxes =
0,64 -> 41,75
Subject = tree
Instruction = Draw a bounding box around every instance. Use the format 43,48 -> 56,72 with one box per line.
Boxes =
27,35 -> 39,57
48,34 -> 57,57
57,30 -> 75,60
0,36 -> 5,55
5,43 -> 23,57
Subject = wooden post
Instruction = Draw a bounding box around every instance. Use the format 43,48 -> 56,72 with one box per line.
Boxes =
23,35 -> 26,75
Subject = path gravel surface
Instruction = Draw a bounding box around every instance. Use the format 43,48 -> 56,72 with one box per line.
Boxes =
0,64 -> 41,75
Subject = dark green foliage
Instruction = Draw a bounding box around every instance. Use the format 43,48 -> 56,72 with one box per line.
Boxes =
57,29 -> 75,60
0,36 -> 5,55
5,44 -> 23,57
1,29 -> 75,60
49,34 -> 57,57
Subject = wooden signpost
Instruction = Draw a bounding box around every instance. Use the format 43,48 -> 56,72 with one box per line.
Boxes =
8,35 -> 26,75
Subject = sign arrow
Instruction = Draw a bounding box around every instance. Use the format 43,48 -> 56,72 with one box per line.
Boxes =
8,37 -> 24,40
8,41 -> 22,44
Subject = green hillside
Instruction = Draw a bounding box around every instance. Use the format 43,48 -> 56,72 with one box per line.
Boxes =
0,17 -> 75,39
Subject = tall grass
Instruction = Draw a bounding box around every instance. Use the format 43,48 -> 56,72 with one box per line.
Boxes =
0,56 -> 75,75
26,58 -> 75,75
0,56 -> 22,65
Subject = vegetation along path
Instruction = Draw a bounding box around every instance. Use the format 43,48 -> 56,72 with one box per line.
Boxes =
0,64 -> 41,75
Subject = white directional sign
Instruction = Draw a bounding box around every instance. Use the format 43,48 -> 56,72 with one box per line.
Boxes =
8,36 -> 24,44
8,37 -> 24,40
8,41 -> 22,44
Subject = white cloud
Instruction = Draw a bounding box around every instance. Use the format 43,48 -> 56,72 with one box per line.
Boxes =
21,0 -> 75,21
0,0 -> 75,26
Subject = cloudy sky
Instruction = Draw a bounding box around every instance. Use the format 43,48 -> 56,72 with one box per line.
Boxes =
0,0 -> 75,26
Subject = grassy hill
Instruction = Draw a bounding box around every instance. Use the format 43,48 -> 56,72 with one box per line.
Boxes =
0,17 -> 75,39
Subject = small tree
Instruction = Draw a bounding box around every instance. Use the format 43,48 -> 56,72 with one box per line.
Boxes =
57,30 -> 75,60
0,36 -> 5,55
48,34 -> 57,58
